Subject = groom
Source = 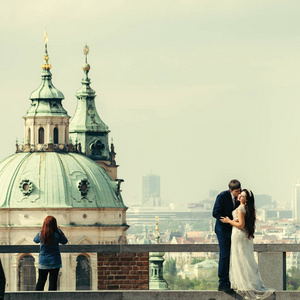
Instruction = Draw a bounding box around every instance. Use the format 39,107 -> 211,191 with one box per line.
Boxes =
212,179 -> 241,292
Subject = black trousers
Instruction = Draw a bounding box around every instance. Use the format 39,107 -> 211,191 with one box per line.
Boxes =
0,259 -> 5,299
36,268 -> 60,291
215,226 -> 232,289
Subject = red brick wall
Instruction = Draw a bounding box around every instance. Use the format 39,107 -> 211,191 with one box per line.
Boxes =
97,252 -> 149,290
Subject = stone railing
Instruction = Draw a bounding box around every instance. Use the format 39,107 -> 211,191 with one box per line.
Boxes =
15,142 -> 82,153
0,243 -> 296,291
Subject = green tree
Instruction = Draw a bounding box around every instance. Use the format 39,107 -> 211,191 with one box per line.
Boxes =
164,273 -> 175,290
164,258 -> 177,276
174,276 -> 194,290
287,266 -> 300,290
164,274 -> 219,290
191,257 -> 204,265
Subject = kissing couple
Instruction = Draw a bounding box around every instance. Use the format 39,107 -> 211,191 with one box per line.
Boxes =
212,179 -> 275,299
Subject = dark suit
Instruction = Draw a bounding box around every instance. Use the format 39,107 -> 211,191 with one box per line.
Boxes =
212,190 -> 239,289
0,259 -> 5,299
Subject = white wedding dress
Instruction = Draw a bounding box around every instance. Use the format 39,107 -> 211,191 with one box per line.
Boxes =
230,206 -> 275,300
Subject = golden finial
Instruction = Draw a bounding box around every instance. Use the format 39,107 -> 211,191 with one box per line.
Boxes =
43,29 -> 48,45
41,29 -> 51,70
82,44 -> 90,73
83,44 -> 89,64
83,44 -> 89,56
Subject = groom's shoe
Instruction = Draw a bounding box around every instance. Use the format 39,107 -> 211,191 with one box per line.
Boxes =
218,287 -> 234,293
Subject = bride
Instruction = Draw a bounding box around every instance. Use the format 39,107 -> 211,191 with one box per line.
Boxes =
220,189 -> 275,299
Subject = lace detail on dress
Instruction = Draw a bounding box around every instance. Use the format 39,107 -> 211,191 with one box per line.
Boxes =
237,205 -> 246,214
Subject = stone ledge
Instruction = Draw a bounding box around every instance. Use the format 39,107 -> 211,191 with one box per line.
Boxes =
1,243 -> 300,254
0,243 -> 300,253
3,290 -> 299,300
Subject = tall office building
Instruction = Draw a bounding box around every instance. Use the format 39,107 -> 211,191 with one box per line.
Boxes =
293,179 -> 300,220
142,174 -> 161,206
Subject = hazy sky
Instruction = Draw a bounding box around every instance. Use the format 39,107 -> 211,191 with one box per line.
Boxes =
1,1 -> 300,207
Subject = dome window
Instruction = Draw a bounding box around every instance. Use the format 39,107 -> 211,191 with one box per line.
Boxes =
51,101 -> 59,109
90,139 -> 104,159
19,179 -> 34,196
53,127 -> 59,144
18,255 -> 36,291
27,128 -> 31,144
38,127 -> 44,144
76,255 -> 91,290
78,179 -> 90,196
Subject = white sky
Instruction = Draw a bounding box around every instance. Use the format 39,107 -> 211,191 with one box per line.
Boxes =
1,0 -> 300,207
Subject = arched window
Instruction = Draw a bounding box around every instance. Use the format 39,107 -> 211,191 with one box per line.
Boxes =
27,128 -> 31,144
18,255 -> 36,291
38,127 -> 44,144
53,127 -> 59,144
76,255 -> 91,290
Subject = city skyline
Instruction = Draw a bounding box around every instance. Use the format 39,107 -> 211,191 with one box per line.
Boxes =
1,1 -> 300,206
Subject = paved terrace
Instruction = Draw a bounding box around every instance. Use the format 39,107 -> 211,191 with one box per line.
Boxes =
1,244 -> 299,299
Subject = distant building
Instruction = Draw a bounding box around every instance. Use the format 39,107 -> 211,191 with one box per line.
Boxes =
188,202 -> 205,209
142,174 -> 161,206
261,209 -> 292,221
187,190 -> 217,211
255,194 -> 273,208
293,179 -> 300,220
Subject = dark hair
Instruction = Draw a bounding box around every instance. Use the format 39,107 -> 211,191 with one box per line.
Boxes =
242,189 -> 256,239
228,179 -> 241,191
40,216 -> 60,246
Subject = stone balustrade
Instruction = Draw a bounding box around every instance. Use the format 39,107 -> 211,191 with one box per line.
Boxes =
0,243 -> 298,298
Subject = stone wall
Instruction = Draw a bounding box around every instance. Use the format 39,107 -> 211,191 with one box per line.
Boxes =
4,290 -> 293,300
98,252 -> 149,290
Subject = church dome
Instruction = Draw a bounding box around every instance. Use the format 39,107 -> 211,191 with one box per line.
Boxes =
0,152 -> 126,209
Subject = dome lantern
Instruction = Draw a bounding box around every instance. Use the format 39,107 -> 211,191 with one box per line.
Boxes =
22,31 -> 71,150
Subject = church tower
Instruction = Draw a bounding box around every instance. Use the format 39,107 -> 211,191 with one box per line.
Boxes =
0,33 -> 128,291
23,31 -> 70,149
69,46 -> 118,180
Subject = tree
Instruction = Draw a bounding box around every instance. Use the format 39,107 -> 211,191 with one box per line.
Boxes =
191,257 -> 204,265
164,258 -> 177,277
287,266 -> 300,290
174,276 -> 194,290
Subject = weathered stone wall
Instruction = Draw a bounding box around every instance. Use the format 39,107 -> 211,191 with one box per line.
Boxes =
4,290 -> 295,300
97,252 -> 149,290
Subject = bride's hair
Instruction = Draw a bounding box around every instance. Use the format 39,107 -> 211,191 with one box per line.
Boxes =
242,189 -> 256,239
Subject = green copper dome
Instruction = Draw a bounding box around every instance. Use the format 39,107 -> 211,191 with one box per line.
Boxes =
0,152 -> 126,209
30,69 -> 64,100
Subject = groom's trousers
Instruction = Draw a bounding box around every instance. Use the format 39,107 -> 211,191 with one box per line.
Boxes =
216,227 -> 232,288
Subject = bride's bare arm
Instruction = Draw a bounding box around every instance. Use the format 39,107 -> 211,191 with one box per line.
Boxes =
220,208 -> 245,229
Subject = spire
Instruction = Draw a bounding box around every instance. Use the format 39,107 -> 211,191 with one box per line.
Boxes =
70,45 -> 109,131
69,45 -> 110,161
75,45 -> 98,101
41,29 -> 51,71
83,44 -> 90,80
28,31 -> 65,102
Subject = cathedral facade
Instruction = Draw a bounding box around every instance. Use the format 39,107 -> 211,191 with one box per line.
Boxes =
0,34 -> 128,291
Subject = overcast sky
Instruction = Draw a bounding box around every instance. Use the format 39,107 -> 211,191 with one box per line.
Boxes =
1,0 -> 300,207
